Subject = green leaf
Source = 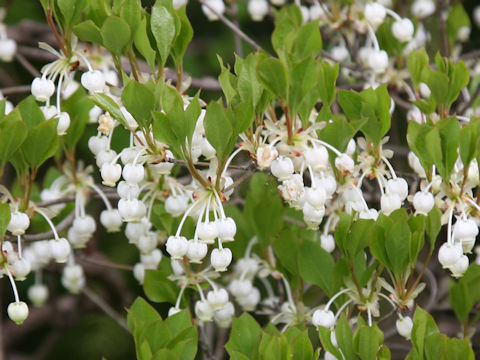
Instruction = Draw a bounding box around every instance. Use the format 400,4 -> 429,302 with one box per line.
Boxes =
152,111 -> 181,157
60,88 -> 92,150
346,219 -> 375,261
0,110 -> 28,170
317,61 -> 339,106
127,297 -> 161,332
287,330 -> 313,360
437,117 -> 460,180
237,54 -> 264,108
293,20 -> 322,59
257,58 -> 288,99
151,2 -> 176,66
298,239 -> 334,296
426,206 -> 441,251
335,314 -> 356,359
143,270 -> 178,304
225,313 -> 262,359
18,96 -> 45,128
120,0 -> 142,42
90,93 -> 129,128
318,326 -> 343,359
448,281 -> 472,323
22,119 -> 59,169
385,220 -> 411,276
353,324 -> 383,360
244,173 -> 284,247
122,80 -> 155,129
411,306 -> 439,358
134,17 -> 156,72
407,49 -> 429,88
73,20 -> 103,45
171,7 -> 193,66
271,5 -> 302,59
57,0 -> 75,26
0,203 -> 11,237
101,16 -> 131,55
459,123 -> 477,169
204,101 -> 234,161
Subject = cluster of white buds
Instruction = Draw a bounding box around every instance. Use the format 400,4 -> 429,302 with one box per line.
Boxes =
228,239 -> 261,311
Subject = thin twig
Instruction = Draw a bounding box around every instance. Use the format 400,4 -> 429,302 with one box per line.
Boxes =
15,52 -> 41,77
76,253 -> 134,271
197,0 -> 264,53
8,210 -> 76,242
0,85 -> 32,95
82,286 -> 129,332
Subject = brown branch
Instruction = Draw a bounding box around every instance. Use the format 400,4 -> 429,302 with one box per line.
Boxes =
0,85 -> 32,95
82,287 -> 129,331
197,0 -> 265,53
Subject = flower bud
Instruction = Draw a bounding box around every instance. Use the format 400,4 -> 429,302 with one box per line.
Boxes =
453,218 -> 478,253
364,3 -> 386,26
88,135 -> 109,156
380,192 -> 401,215
137,233 -> 158,255
49,238 -> 71,263
312,309 -> 335,328
411,0 -> 435,18
320,234 -> 335,253
413,191 -> 434,215
237,287 -> 261,311
133,262 -> 146,284
306,186 -> 327,209
73,215 -> 96,236
396,316 -> 413,339
449,255 -> 469,278
386,178 -> 408,200
165,195 -> 189,217
216,217 -> 237,242
168,307 -> 182,317
197,221 -> 218,244
368,50 -> 389,73
141,249 -> 163,269
214,301 -> 234,328
207,288 -> 229,310
122,163 -> 145,184
248,0 -> 269,22
304,146 -> 329,171
117,181 -> 140,199
28,284 -> 49,307
211,247 -> 232,272
359,208 -> 379,220
56,112 -> 71,135
195,299 -> 214,322
101,163 -> 122,187
438,242 -> 463,269
202,0 -> 225,21
31,78 -> 55,102
13,258 -> 31,281
61,264 -> 85,294
303,202 -> 325,228
335,153 -> 354,173
392,18 -> 414,42
96,149 -> 117,168
419,82 -> 431,98
0,38 -> 16,62
186,240 -> 208,263
271,156 -> 294,181
8,301 -> 29,325
81,70 -> 105,93
166,235 -> 188,260
173,0 -> 188,10
229,279 -> 253,298
100,209 -> 123,232
118,198 -> 146,222
256,145 -> 278,170
8,211 -> 30,236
